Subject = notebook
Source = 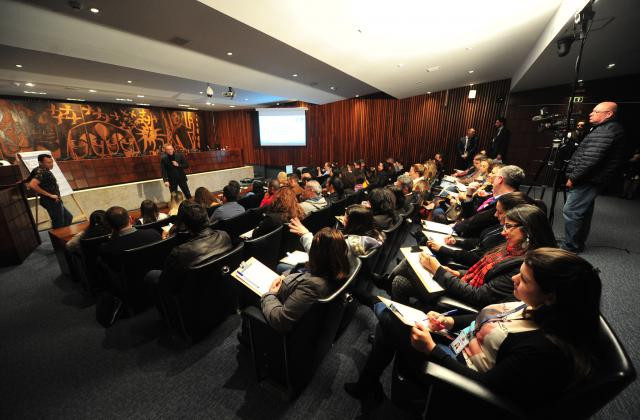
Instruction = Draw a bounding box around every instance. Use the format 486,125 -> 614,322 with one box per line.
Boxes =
424,231 -> 462,251
422,220 -> 454,235
280,250 -> 309,266
377,296 -> 452,338
400,247 -> 444,293
231,257 -> 280,296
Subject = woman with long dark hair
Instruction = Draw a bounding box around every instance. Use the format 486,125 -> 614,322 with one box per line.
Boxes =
136,199 -> 168,225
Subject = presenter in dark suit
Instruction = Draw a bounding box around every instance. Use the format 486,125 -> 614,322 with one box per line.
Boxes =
488,117 -> 510,161
456,128 -> 478,170
160,143 -> 191,199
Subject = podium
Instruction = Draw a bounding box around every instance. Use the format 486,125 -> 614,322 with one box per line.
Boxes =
0,165 -> 41,267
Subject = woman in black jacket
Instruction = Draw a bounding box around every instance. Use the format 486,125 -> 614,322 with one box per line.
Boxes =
345,248 -> 602,410
391,205 -> 557,308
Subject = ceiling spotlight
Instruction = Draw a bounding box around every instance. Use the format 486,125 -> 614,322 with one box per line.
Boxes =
226,52 -> 233,56
292,73 -> 298,77
222,87 -> 235,98
187,107 -> 198,110
607,63 -> 616,69
66,98 -> 85,101
15,64 -> 23,68
469,83 -> 474,86
206,84 -> 214,98
355,94 -> 359,98
468,70 -> 474,74
244,98 -> 248,101
127,80 -> 132,84
89,7 -> 99,13
136,103 -> 150,106
468,89 -> 477,99
199,91 -> 203,94
330,86 -> 336,91
13,82 -> 21,87
25,82 -> 35,87
426,66 -> 440,72
229,105 -> 236,108
89,89 -> 97,93
577,79 -> 583,83
427,91 -> 432,94
177,104 -> 190,107
137,95 -> 144,98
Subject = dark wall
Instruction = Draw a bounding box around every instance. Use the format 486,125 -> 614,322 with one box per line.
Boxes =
0,98 -> 201,163
211,79 -> 511,170
507,73 -> 640,182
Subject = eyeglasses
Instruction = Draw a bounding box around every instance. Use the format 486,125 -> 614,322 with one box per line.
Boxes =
503,222 -> 521,231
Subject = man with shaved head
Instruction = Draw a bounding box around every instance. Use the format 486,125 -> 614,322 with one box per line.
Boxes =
563,101 -> 626,252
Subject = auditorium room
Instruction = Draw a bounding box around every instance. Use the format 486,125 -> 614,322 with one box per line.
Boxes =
2,0 -> 640,418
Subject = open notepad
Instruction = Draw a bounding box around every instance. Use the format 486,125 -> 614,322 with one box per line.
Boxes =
400,247 -> 444,293
239,229 -> 254,240
422,220 -> 454,235
231,257 -> 280,296
280,250 -> 309,266
424,231 -> 462,251
378,296 -> 452,338
161,223 -> 174,234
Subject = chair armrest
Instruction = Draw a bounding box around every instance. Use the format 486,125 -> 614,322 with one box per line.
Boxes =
437,296 -> 479,314
423,362 -> 523,418
241,305 -> 269,326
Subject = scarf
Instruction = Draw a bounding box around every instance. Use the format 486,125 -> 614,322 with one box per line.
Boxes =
461,245 -> 523,287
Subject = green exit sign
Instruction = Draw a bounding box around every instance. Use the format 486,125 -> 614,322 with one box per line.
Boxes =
573,96 -> 584,103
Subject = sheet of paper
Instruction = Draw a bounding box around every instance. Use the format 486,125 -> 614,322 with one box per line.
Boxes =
239,229 -> 254,239
280,250 -> 309,266
377,296 -> 452,339
161,223 -> 173,233
422,220 -> 454,235
443,175 -> 457,183
423,231 -> 463,251
400,247 -> 444,293
232,257 -> 280,296
455,183 -> 468,192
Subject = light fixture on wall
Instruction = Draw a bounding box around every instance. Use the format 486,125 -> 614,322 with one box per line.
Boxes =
468,89 -> 477,100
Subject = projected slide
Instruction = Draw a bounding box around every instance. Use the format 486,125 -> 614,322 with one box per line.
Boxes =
257,108 -> 307,146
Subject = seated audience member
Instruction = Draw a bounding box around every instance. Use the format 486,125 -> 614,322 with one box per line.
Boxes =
260,179 -> 280,208
168,191 -> 185,216
413,180 -> 431,205
244,180 -> 264,197
422,160 -> 439,186
458,154 -> 490,185
395,174 -> 419,210
368,188 -> 398,230
210,184 -> 245,222
66,209 -> 111,254
346,248 -> 602,410
454,153 -> 486,179
326,176 -> 346,203
342,172 -> 357,196
287,174 -> 304,198
252,187 -> 306,238
277,171 -> 288,186
370,162 -> 394,188
194,186 -> 220,210
135,199 -> 169,225
434,153 -> 445,179
391,205 -> 556,308
453,165 -> 525,238
99,206 -> 162,266
261,228 -> 351,333
427,192 -> 539,267
408,163 -> 425,186
317,162 -> 333,177
300,171 -> 313,185
300,180 -> 328,215
145,202 -> 233,321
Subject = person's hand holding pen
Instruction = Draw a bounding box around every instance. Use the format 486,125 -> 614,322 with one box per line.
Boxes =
419,252 -> 440,274
426,309 -> 456,331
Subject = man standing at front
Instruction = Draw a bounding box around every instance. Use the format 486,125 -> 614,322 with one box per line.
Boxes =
563,101 -> 626,253
28,154 -> 73,228
488,117 -> 510,162
161,143 -> 191,199
456,128 -> 478,170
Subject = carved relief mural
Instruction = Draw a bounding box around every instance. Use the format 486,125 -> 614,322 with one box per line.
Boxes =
0,99 -> 200,162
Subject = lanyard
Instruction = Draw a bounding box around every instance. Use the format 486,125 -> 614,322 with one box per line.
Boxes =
474,303 -> 527,334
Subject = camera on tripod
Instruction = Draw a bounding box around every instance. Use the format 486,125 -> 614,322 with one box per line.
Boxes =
531,107 -> 582,141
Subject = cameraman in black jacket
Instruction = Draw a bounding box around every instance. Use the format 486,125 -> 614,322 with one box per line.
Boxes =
563,101 -> 626,252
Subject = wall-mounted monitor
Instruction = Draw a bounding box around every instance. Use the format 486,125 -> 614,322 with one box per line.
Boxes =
256,107 -> 307,147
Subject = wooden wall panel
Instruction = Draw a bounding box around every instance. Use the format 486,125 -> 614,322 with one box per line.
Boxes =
209,79 -> 511,170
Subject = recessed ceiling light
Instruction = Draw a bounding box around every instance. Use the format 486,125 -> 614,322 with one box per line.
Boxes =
66,98 -> 85,102
469,83 -> 474,86
229,105 -> 236,108
187,107 -> 198,110
177,104 -> 190,107
137,95 -> 144,98
276,103 -> 280,106
292,73 -> 298,77
426,66 -> 440,72
330,86 -> 336,90
226,52 -> 233,56
88,89 -> 97,93
468,70 -> 475,74
577,79 -> 583,83
13,82 -> 21,87
355,94 -> 360,98
244,98 -> 248,101
127,80 -> 132,84
24,91 -> 46,95
607,63 -> 616,69
24,82 -> 35,87
15,64 -> 22,68
89,7 -> 99,13
427,91 -> 432,94
136,103 -> 150,106
199,91 -> 203,94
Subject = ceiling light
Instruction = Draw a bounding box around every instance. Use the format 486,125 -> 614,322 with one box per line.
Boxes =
229,105 -> 236,108
226,52 -> 233,56
355,94 -> 360,98
15,64 -> 22,68
24,91 -> 46,95
292,73 -> 298,77
330,86 -> 336,90
187,107 -> 198,110
469,83 -> 474,86
468,70 -> 474,74
276,103 -> 280,106
577,79 -> 583,83
244,98 -> 248,101
89,7 -> 99,13
426,66 -> 440,72
13,82 -> 21,87
177,104 -> 190,107
136,103 -> 150,106
25,82 -> 35,87
199,91 -> 203,94
89,89 -> 97,93
465,47 -> 473,51
607,63 -> 616,69
206,84 -> 214,97
66,98 -> 85,101
137,95 -> 144,98
468,89 -> 477,99
127,80 -> 132,84
116,98 -> 133,102
427,91 -> 432,94
397,64 -> 404,68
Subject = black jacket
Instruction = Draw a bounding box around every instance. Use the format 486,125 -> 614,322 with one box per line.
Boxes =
566,120 -> 626,186
456,135 -> 478,158
433,256 -> 521,309
488,126 -> 510,160
160,152 -> 189,183
99,228 -> 162,266
453,200 -> 499,238
438,225 -> 505,267
160,228 -> 233,292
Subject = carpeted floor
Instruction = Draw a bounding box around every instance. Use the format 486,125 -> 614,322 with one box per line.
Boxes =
1,193 -> 638,419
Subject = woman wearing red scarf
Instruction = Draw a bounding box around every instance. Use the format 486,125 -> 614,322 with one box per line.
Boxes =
394,205 -> 557,310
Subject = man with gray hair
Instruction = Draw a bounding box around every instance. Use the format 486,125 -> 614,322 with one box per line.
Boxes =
396,173 -> 413,194
300,180 -> 328,215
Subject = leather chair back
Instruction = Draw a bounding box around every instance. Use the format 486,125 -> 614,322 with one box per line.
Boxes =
374,217 -> 404,274
238,193 -> 264,210
79,234 -> 111,294
215,208 -> 263,240
330,197 -> 348,219
302,205 -> 332,234
135,215 -> 175,235
243,225 -> 283,270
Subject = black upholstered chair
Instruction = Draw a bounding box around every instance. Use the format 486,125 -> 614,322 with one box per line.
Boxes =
241,258 -> 362,399
164,243 -> 245,343
301,205 -> 332,234
374,217 -> 404,274
135,215 -> 175,235
215,208 -> 263,240
330,197 -> 348,219
238,192 -> 264,210
79,234 -> 111,294
243,225 -> 283,270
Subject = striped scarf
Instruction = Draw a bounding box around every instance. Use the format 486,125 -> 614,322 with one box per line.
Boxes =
461,246 -> 523,287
